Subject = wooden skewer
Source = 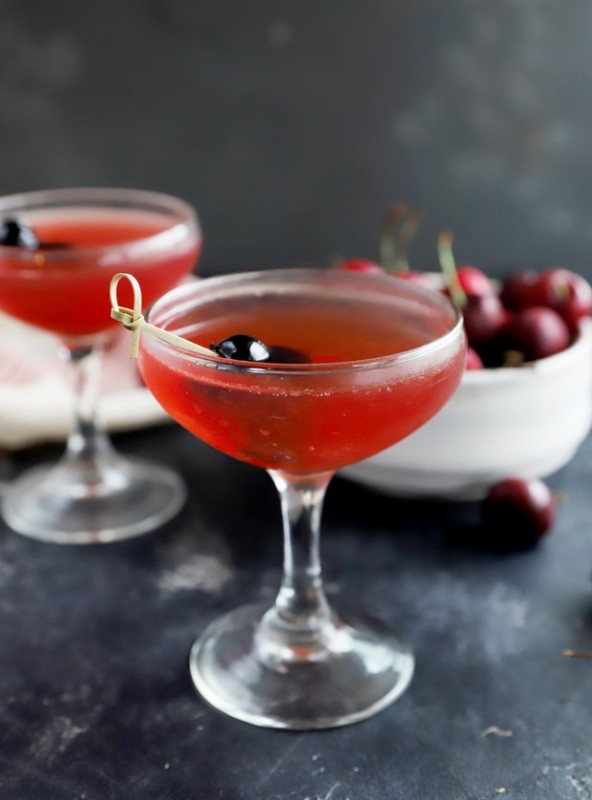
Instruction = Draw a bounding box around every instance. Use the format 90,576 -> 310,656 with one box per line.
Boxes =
109,272 -> 218,359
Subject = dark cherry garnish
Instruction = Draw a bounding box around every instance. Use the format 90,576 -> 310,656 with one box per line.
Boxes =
266,345 -> 310,364
0,217 -> 70,251
37,240 -> 71,251
211,334 -> 271,362
0,218 -> 40,248
211,335 -> 309,364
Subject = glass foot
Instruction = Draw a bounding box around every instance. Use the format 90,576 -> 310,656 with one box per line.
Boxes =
189,602 -> 414,730
1,454 -> 186,544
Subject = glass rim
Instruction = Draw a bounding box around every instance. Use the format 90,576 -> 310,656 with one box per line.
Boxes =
0,186 -> 200,262
144,267 -> 466,374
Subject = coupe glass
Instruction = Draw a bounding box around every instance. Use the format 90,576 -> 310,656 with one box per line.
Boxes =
126,267 -> 465,729
0,187 -> 201,544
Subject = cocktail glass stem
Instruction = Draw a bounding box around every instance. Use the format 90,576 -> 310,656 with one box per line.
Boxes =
190,469 -> 415,729
57,343 -> 136,494
255,471 -> 338,664
63,344 -> 113,474
1,340 -> 187,545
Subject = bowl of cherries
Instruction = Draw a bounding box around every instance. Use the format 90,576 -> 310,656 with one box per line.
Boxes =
339,215 -> 592,545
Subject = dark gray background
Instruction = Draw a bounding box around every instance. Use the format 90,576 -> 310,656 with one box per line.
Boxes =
3,1 -> 592,276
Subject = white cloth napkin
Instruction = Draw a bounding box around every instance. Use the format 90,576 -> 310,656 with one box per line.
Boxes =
0,312 -> 169,449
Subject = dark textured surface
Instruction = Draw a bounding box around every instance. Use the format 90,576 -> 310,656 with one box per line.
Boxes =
0,422 -> 591,799
3,1 -> 592,277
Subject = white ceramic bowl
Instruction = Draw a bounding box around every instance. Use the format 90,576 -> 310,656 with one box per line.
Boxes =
341,317 -> 592,500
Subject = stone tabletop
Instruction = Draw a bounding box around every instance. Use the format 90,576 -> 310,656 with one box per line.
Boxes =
1,423 -> 591,800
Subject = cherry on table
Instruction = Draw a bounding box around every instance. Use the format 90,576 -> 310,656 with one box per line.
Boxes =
481,477 -> 555,549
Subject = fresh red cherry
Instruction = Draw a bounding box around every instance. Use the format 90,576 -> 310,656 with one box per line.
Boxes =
393,271 -> 435,288
465,347 -> 484,369
456,265 -> 495,296
530,267 -> 592,331
462,293 -> 509,349
505,306 -> 571,362
482,477 -> 555,549
337,258 -> 385,275
436,231 -> 507,348
499,270 -> 539,311
442,267 -> 495,303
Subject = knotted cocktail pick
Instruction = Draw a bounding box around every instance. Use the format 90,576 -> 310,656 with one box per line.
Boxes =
109,272 -> 218,359
110,273 -> 298,364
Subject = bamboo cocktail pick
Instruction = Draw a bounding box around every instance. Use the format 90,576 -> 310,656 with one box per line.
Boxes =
109,272 -> 218,360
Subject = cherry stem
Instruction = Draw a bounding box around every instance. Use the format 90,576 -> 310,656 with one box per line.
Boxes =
379,203 -> 422,273
437,230 -> 467,309
563,649 -> 592,659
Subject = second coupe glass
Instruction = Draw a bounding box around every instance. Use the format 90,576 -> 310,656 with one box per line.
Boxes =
0,187 -> 201,544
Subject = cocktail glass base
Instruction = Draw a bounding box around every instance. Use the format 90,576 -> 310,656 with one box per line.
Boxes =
1,454 -> 186,544
189,602 -> 414,730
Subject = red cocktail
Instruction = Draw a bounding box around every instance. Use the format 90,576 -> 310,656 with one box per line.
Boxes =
0,206 -> 199,343
118,267 -> 465,729
0,188 -> 201,544
139,273 -> 464,474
